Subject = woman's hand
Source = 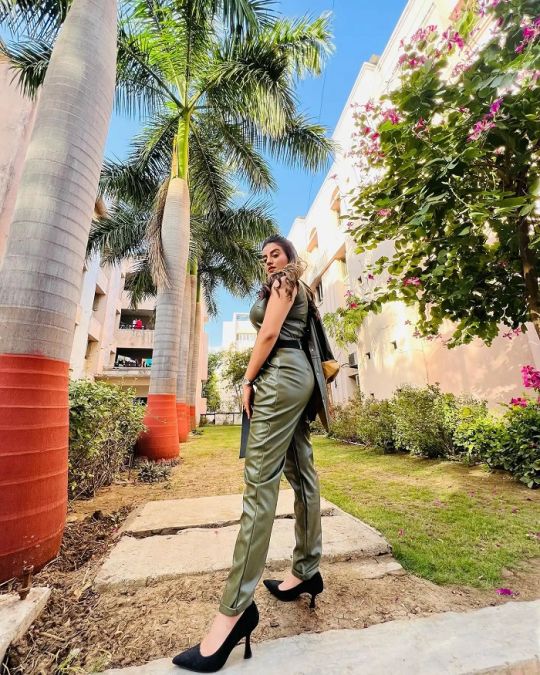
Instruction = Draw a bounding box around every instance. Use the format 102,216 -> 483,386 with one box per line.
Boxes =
242,383 -> 255,419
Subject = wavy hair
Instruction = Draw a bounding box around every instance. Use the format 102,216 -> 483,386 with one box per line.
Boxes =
258,235 -> 315,309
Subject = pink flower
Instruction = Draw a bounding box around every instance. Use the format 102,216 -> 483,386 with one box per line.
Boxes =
382,109 -> 400,125
349,302 -> 359,309
367,273 -> 375,280
345,290 -> 353,297
496,588 -> 513,596
403,277 -> 422,287
468,117 -> 496,141
363,100 -> 376,112
377,208 -> 391,217
502,327 -> 522,339
489,98 -> 503,116
443,29 -> 465,51
509,397 -> 528,408
398,53 -> 409,65
521,365 -> 540,390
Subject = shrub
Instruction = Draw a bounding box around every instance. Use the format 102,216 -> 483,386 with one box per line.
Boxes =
329,391 -> 364,443
69,380 -> 146,499
137,459 -> 172,483
390,385 -> 451,458
453,415 -> 508,465
355,398 -> 396,453
500,403 -> 540,488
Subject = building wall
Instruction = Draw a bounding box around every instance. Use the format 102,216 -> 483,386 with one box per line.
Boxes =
288,0 -> 540,410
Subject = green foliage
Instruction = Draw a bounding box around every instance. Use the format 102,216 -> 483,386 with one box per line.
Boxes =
340,0 -> 540,346
220,347 -> 252,411
137,459 -> 172,483
356,398 -> 396,453
68,380 -> 146,500
454,415 -> 509,465
203,352 -> 222,412
390,385 -> 453,458
500,403 -> 540,488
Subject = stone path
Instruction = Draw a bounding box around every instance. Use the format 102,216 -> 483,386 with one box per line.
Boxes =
99,599 -> 540,675
95,490 -> 393,591
0,587 -> 50,663
92,489 -> 540,674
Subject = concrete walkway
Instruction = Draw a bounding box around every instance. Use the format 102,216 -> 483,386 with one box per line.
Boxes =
95,491 -> 393,591
0,588 -> 50,663
98,599 -> 540,674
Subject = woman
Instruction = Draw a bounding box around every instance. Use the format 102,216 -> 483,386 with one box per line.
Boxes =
173,234 -> 325,672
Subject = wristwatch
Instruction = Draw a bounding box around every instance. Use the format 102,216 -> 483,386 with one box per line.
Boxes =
242,376 -> 255,386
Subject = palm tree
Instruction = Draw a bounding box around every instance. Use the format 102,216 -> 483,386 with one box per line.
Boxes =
88,192 -> 277,436
0,0 -> 264,582
0,0 -> 117,583
97,5 -> 333,457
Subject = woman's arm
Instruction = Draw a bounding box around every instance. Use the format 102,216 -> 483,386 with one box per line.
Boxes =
242,280 -> 297,418
244,280 -> 298,382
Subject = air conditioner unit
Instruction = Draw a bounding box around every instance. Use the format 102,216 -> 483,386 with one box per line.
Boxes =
348,352 -> 358,367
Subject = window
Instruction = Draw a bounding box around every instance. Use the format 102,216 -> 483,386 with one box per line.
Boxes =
315,282 -> 324,303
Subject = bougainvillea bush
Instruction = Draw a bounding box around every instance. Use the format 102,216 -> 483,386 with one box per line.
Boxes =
326,0 -> 540,348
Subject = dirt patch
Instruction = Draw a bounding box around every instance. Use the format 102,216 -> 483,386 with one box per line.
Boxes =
3,508 -> 539,673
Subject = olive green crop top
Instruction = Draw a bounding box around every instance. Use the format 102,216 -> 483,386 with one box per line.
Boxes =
249,281 -> 309,340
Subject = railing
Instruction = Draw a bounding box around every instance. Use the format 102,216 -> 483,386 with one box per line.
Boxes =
118,323 -> 153,330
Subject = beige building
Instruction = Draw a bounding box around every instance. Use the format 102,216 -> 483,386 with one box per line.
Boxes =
288,0 -> 540,410
0,63 -> 209,418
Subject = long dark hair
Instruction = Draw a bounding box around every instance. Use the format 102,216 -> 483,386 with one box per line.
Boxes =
257,235 -> 315,309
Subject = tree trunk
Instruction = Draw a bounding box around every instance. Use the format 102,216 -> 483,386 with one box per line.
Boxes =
189,283 -> 202,430
137,178 -> 190,460
186,270 -> 198,431
175,269 -> 191,443
0,0 -> 116,583
517,216 -> 540,340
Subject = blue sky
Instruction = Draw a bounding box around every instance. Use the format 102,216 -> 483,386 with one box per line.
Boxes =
104,0 -> 408,349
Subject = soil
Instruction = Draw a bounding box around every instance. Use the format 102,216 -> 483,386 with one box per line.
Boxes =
2,435 -> 539,673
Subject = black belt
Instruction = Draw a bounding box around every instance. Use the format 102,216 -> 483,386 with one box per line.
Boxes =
267,338 -> 304,361
274,338 -> 303,350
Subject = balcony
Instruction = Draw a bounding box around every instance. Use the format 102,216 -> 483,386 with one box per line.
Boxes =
115,326 -> 155,349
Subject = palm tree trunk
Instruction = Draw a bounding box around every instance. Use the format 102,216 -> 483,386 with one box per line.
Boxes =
188,275 -> 203,430
0,0 -> 116,583
175,269 -> 192,443
186,267 -> 198,431
137,178 -> 190,460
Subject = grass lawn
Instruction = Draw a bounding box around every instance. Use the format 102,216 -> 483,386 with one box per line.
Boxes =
194,425 -> 539,590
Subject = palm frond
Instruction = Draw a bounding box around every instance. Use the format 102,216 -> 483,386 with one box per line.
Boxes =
264,113 -> 335,171
87,200 -> 148,265
100,109 -> 179,206
206,115 -> 275,192
0,0 -> 68,37
189,120 -> 235,214
0,36 -> 51,96
124,256 -> 157,309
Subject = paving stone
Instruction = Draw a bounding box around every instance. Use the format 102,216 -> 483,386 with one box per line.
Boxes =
0,587 -> 51,662
347,554 -> 405,579
97,600 -> 540,675
95,513 -> 390,591
120,490 -> 337,537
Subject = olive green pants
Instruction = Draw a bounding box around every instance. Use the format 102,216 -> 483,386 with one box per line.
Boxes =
219,347 -> 321,617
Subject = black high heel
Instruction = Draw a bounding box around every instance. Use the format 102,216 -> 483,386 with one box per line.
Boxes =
172,601 -> 259,672
263,571 -> 323,608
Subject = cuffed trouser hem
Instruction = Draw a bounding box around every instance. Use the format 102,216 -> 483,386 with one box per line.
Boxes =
219,598 -> 254,617
292,565 -> 320,582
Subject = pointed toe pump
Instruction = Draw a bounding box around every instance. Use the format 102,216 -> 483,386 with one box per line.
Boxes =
263,571 -> 324,608
172,602 -> 259,672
